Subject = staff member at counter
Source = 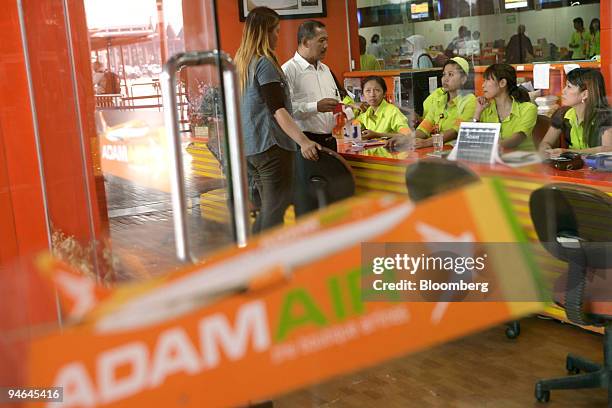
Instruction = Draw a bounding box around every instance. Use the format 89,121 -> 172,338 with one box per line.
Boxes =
473,63 -> 537,150
353,76 -> 411,139
539,68 -> 612,156
409,57 -> 475,149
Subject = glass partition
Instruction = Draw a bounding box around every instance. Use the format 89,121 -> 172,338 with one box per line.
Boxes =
356,0 -> 602,70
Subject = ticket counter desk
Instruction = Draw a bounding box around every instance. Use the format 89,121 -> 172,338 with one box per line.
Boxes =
337,140 -> 612,333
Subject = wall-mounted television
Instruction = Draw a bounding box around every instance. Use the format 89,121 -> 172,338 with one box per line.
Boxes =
409,1 -> 433,21
357,4 -> 404,28
539,0 -> 599,8
504,0 -> 530,9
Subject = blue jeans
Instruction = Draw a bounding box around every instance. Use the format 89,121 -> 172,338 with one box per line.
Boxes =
247,145 -> 294,234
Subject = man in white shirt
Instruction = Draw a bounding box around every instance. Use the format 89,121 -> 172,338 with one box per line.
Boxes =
282,20 -> 341,151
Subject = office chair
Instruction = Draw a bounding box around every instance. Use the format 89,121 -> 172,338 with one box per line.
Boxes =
405,159 -> 522,339
293,147 -> 356,217
405,159 -> 479,202
529,183 -> 612,403
532,114 -> 552,150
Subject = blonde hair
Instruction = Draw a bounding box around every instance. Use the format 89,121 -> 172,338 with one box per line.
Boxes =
235,7 -> 282,92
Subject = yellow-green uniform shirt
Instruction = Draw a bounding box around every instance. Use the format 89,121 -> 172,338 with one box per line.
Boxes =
417,93 -> 476,137
356,99 -> 410,134
360,54 -> 381,71
569,31 -> 592,60
422,88 -> 447,118
479,99 -> 537,151
590,31 -> 600,56
565,108 -> 589,149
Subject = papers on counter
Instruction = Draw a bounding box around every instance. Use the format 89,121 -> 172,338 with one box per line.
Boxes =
501,151 -> 543,167
533,64 -> 550,90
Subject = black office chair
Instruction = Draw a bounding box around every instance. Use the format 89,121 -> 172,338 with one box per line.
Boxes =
293,147 -> 356,216
405,159 -> 522,339
405,158 -> 479,202
529,183 -> 612,403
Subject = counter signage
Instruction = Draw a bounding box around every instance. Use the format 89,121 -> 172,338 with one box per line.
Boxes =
448,122 -> 501,164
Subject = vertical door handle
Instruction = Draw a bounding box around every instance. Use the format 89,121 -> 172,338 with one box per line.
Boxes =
160,51 -> 249,262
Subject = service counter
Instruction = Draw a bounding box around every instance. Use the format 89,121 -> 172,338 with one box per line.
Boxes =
338,141 -> 612,332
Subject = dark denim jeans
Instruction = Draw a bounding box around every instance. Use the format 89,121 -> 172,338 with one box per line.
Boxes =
247,145 -> 294,234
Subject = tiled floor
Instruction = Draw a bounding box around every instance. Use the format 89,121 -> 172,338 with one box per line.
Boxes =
105,173 -> 234,280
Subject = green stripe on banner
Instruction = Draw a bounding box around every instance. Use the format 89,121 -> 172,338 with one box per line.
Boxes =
490,178 -> 549,303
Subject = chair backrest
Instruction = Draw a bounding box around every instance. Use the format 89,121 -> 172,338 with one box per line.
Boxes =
532,114 -> 551,149
293,147 -> 355,216
404,159 -> 480,203
529,183 -> 612,269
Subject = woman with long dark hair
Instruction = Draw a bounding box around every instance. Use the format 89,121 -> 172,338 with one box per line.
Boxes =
473,63 -> 537,150
539,68 -> 612,156
235,7 -> 320,233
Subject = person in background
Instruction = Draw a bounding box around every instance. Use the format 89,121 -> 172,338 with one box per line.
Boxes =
367,34 -> 387,59
539,68 -> 612,156
505,25 -> 534,64
359,35 -> 381,71
568,17 -> 591,60
352,76 -> 410,140
589,18 -> 600,57
405,34 -> 433,69
445,25 -> 469,56
283,20 -> 343,151
473,63 -> 537,150
388,57 -> 475,149
92,61 -> 106,94
235,7 -> 320,233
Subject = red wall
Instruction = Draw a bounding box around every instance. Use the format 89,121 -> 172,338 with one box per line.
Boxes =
216,1 -> 356,78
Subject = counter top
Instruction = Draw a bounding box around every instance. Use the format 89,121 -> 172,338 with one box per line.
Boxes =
338,141 -> 612,189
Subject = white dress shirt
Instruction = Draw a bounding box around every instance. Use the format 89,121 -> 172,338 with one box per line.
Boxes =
282,52 -> 340,134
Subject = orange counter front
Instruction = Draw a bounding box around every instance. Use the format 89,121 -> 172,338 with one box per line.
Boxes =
338,141 -> 612,332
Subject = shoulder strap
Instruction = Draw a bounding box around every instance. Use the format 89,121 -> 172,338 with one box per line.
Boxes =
329,69 -> 348,99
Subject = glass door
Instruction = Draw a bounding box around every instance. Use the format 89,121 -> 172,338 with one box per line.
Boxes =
21,0 -> 248,283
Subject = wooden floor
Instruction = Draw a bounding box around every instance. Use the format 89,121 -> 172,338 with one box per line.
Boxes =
275,317 -> 607,407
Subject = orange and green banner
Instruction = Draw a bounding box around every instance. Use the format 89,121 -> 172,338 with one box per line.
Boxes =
27,180 -> 543,407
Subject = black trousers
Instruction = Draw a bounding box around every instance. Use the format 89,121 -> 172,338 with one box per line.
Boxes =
303,131 -> 337,152
247,145 -> 294,234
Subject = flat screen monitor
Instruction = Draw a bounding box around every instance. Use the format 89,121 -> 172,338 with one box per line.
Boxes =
410,1 -> 430,20
504,0 -> 529,9
358,4 -> 403,28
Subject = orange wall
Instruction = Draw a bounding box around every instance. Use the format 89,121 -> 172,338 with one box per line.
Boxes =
216,1 -> 356,78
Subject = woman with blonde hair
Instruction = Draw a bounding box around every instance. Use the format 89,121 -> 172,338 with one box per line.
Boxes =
235,7 -> 320,233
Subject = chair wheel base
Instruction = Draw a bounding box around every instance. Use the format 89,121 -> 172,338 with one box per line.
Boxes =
505,322 -> 521,339
535,383 -> 550,403
566,358 -> 580,375
505,327 -> 519,339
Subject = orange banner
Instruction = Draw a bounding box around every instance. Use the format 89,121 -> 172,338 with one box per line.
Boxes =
27,180 -> 543,407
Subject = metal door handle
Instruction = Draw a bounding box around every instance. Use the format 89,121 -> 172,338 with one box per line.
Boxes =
161,51 -> 249,262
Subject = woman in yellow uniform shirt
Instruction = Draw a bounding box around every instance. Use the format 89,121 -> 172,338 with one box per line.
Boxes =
412,57 -> 475,148
473,63 -> 537,150
387,57 -> 475,149
353,76 -> 411,139
539,68 -> 612,156
589,18 -> 600,57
